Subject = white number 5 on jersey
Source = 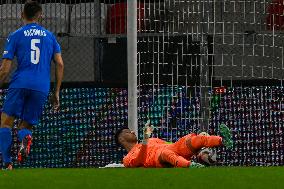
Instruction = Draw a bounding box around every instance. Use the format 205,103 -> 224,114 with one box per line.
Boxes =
31,39 -> 40,64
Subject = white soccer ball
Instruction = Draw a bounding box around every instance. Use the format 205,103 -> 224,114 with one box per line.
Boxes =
197,148 -> 217,166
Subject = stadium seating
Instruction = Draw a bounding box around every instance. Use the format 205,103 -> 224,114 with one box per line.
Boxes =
70,3 -> 100,35
41,3 -> 69,34
0,4 -> 23,37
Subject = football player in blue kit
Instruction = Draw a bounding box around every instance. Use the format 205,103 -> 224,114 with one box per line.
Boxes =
0,0 -> 64,170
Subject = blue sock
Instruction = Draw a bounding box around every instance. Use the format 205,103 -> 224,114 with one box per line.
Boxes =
17,128 -> 32,142
0,128 -> 12,163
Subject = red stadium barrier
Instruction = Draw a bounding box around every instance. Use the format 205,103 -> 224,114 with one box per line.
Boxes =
106,2 -> 145,34
266,0 -> 284,30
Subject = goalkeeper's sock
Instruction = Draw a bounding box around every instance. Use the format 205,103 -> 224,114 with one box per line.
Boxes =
0,128 -> 12,164
17,128 -> 32,142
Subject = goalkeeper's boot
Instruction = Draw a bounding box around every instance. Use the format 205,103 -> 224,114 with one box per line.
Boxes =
189,162 -> 205,168
219,124 -> 233,150
17,135 -> 32,163
2,163 -> 13,170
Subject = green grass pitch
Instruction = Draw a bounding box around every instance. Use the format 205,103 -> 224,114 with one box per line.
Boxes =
1,167 -> 284,189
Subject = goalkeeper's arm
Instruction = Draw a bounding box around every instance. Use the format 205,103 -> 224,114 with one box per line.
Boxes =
141,120 -> 153,144
123,121 -> 153,167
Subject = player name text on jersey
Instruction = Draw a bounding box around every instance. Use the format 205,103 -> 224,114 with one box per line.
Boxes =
24,29 -> 47,37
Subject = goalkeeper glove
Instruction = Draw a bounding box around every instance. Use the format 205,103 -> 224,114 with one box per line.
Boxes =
142,120 -> 154,144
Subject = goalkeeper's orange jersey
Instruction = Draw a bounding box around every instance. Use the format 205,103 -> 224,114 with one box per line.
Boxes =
123,138 -> 168,168
123,134 -> 223,168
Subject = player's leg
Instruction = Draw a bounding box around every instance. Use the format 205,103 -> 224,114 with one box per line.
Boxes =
0,89 -> 24,169
17,120 -> 33,162
158,149 -> 204,168
188,135 -> 223,152
190,124 -> 233,150
166,134 -> 223,158
17,89 -> 47,162
0,113 -> 15,170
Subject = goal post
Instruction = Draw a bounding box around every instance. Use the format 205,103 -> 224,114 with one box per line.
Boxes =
127,0 -> 138,135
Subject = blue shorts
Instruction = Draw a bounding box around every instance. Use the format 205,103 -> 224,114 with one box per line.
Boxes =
2,88 -> 48,125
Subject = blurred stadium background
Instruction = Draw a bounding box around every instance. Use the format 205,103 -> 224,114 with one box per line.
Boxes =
0,0 -> 284,169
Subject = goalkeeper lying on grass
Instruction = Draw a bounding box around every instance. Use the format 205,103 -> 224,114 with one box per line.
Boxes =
115,122 -> 233,168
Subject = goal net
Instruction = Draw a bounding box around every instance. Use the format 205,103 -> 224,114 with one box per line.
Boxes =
136,0 -> 284,166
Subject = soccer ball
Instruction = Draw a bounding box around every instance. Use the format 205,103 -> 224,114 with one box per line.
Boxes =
197,148 -> 217,166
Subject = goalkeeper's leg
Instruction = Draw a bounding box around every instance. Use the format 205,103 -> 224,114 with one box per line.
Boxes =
159,149 -> 189,167
166,134 -> 223,158
188,135 -> 223,152
158,149 -> 204,168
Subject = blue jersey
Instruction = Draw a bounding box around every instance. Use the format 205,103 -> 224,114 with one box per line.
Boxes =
2,23 -> 61,94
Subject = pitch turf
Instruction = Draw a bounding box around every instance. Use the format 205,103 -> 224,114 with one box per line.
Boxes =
0,167 -> 284,189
